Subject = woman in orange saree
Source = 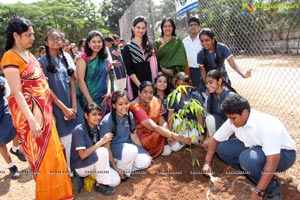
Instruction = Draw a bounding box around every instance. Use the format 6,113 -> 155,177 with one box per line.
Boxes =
129,81 -> 191,159
1,17 -> 73,200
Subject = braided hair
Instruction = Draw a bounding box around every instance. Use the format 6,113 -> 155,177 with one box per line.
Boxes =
60,48 -> 74,76
44,30 -> 74,76
111,91 -> 135,135
199,28 -> 220,69
206,70 -> 237,114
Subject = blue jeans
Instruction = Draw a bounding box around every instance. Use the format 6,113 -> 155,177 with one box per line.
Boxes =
216,138 -> 296,191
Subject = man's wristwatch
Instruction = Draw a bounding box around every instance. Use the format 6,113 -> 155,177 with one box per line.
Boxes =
253,188 -> 266,197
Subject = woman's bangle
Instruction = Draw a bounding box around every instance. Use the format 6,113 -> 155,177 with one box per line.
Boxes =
106,93 -> 111,98
169,132 -> 174,139
203,163 -> 210,168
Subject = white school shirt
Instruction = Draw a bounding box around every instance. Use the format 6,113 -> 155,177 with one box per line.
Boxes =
183,34 -> 202,68
213,109 -> 296,156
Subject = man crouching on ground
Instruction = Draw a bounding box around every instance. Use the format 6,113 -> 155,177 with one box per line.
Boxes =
202,93 -> 296,200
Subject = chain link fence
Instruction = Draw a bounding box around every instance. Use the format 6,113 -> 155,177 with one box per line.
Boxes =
119,0 -> 300,139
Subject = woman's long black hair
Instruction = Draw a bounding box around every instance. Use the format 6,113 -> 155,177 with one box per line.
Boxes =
5,17 -> 33,51
206,69 -> 237,114
111,91 -> 135,135
131,16 -> 153,57
199,28 -> 220,68
84,30 -> 108,59
44,30 -> 74,76
160,17 -> 176,37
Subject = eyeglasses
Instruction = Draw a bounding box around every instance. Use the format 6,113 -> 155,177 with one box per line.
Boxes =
188,23 -> 199,27
48,36 -> 62,42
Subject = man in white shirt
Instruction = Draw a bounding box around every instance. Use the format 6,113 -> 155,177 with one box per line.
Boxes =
183,17 -> 204,93
202,94 -> 296,200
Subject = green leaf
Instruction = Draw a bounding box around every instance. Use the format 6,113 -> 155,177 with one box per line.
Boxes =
175,113 -> 182,121
167,93 -> 171,104
188,120 -> 193,127
171,92 -> 176,106
198,123 -> 204,133
182,85 -> 188,94
190,103 -> 195,115
196,159 -> 200,167
192,158 -> 196,168
176,92 -> 181,104
191,135 -> 196,143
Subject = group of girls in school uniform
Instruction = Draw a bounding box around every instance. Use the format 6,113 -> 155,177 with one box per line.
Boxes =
0,13 -> 251,199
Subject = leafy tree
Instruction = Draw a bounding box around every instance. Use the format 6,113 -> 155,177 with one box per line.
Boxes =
99,0 -> 135,34
0,0 -> 107,56
33,0 -> 107,49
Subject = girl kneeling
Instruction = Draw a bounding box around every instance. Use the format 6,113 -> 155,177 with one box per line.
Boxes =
100,91 -> 152,181
70,103 -> 120,196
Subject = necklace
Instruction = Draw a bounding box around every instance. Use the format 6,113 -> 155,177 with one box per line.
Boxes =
162,36 -> 172,44
142,104 -> 150,113
13,47 -> 29,63
156,91 -> 165,100
133,38 -> 142,48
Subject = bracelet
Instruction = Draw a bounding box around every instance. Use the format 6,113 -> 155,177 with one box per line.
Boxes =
253,188 -> 266,197
169,132 -> 174,139
203,164 -> 210,167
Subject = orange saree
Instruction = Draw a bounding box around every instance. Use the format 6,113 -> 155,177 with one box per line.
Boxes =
1,50 -> 73,200
129,96 -> 164,158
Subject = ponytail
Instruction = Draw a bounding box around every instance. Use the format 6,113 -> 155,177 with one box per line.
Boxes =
214,40 -> 220,67
45,45 -> 57,73
111,109 -> 117,136
59,48 -> 74,76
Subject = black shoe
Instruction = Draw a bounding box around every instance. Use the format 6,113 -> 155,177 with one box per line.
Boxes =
95,184 -> 116,196
266,180 -> 282,200
9,165 -> 20,179
10,148 -> 26,162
